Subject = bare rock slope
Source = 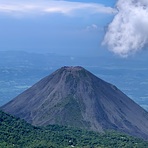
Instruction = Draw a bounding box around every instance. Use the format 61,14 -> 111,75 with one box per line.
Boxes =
1,66 -> 148,139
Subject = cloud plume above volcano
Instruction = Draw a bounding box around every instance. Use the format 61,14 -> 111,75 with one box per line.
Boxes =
103,0 -> 148,57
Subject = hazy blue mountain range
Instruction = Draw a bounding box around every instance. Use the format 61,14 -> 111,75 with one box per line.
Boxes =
0,51 -> 148,111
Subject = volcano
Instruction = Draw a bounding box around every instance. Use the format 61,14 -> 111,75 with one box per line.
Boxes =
1,66 -> 148,139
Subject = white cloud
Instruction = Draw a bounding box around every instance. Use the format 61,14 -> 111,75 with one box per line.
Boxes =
86,24 -> 98,31
103,0 -> 148,57
0,0 -> 116,17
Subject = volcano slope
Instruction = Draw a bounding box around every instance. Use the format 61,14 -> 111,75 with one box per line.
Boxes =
1,66 -> 148,140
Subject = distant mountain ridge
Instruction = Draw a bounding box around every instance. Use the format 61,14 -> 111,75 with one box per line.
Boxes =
1,66 -> 148,140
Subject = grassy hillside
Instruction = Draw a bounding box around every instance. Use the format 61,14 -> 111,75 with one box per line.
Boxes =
0,110 -> 148,148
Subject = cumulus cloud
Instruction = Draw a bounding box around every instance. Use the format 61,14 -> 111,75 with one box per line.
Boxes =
0,0 -> 116,17
103,0 -> 148,57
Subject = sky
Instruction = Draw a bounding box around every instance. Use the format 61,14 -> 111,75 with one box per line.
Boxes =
0,0 -> 116,57
104,0 -> 148,57
0,0 -> 148,57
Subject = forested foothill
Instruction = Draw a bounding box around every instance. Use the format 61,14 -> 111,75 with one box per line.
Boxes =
0,111 -> 148,148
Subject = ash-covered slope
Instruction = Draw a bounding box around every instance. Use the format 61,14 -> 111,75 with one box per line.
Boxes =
1,66 -> 148,140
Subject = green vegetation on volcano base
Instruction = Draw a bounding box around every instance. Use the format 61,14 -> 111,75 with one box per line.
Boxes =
0,111 -> 148,148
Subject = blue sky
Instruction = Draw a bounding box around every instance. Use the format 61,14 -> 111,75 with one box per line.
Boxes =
1,0 -> 148,57
66,0 -> 116,7
0,0 -> 118,56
